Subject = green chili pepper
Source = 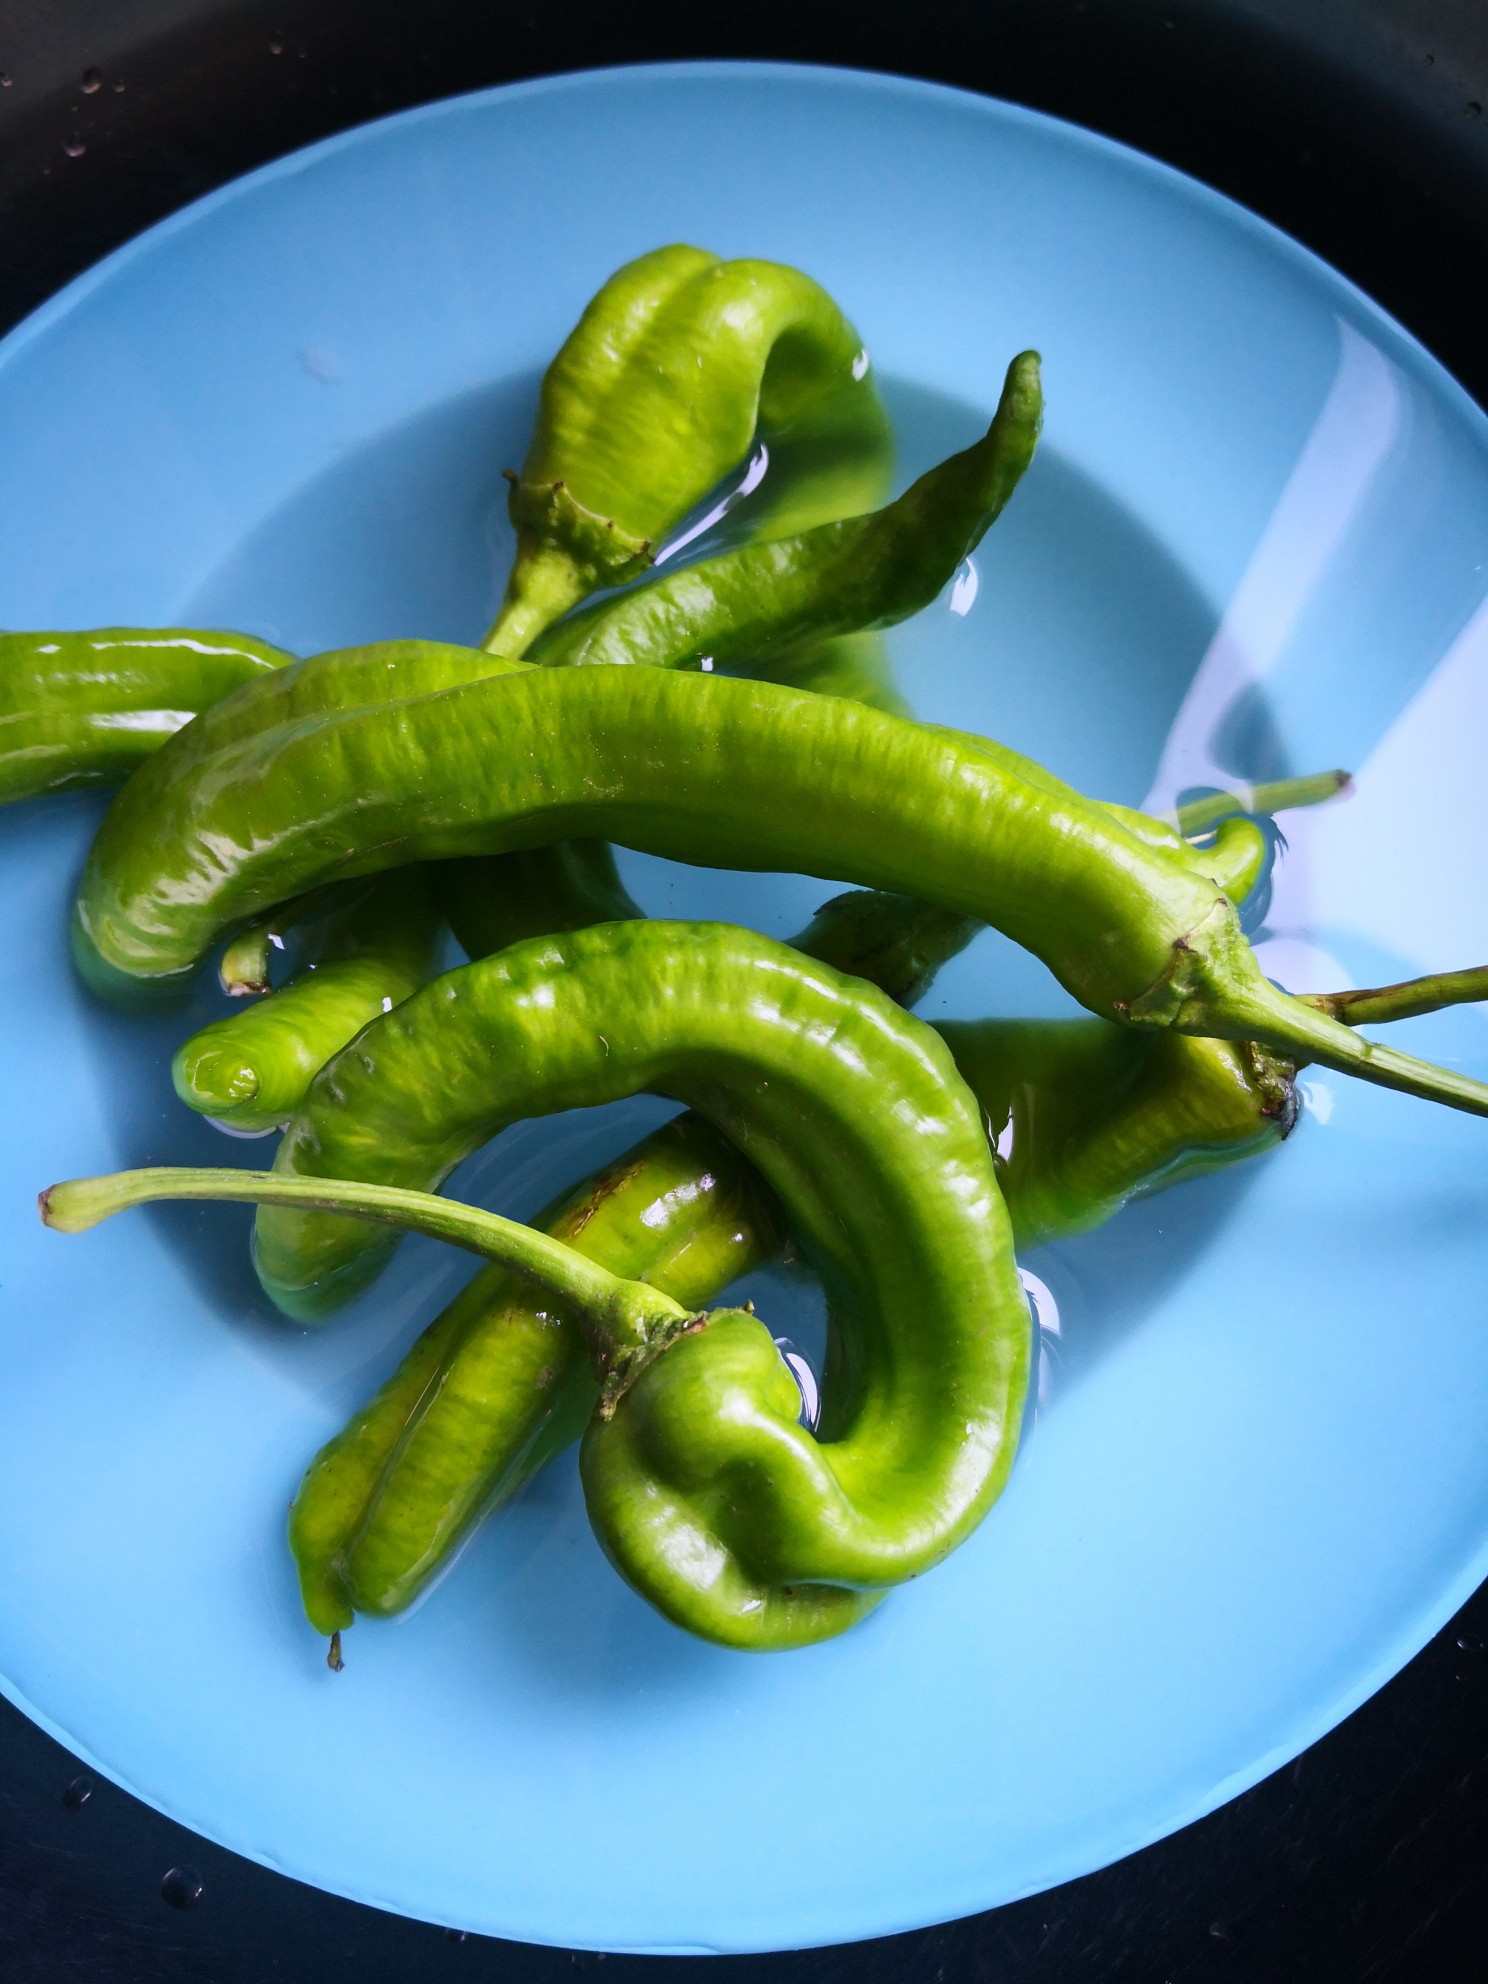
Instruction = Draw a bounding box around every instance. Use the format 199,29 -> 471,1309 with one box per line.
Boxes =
487,245 -> 884,656
290,888 -> 977,1629
171,869 -> 443,1132
289,947 -> 1484,1634
46,918 -> 1030,1653
945,1021 -> 1295,1247
73,660 -> 1485,1119
304,1111 -> 779,1634
74,362 -> 1024,833
522,351 -> 1040,675
0,628 -> 293,803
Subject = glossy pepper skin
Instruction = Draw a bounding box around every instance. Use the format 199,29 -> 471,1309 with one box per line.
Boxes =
71,658 -> 1483,1117
251,911 -> 995,1318
487,245 -> 886,655
525,351 -> 1041,675
171,869 -> 443,1132
67,357 -> 1004,836
945,1019 -> 1295,1248
296,1110 -> 780,1633
232,917 -> 1027,1650
289,907 -> 1275,1635
293,947 -> 1481,1633
47,1088 -> 1020,1653
290,888 -> 979,1631
0,628 -> 292,802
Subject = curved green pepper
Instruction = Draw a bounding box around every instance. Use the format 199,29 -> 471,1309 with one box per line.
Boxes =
523,351 -> 1040,675
292,887 -> 978,1628
302,1110 -> 780,1633
488,245 -> 885,655
171,869 -> 443,1132
288,951 -> 1485,1632
46,917 -> 1031,1652
72,661 -> 1487,1118
0,627 -> 292,802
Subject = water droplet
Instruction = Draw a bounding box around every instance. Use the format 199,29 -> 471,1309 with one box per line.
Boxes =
948,558 -> 979,617
773,1338 -> 820,1429
268,33 -> 286,55
851,348 -> 870,381
381,995 -> 393,1012
80,68 -> 102,94
1424,52 -> 1435,67
62,136 -> 86,159
1467,102 -> 1482,120
62,1773 -> 93,1810
111,78 -> 126,93
698,656 -> 714,673
1458,1631 -> 1484,1651
0,72 -> 11,88
1209,1921 -> 1227,1940
161,1865 -> 204,1909
445,1928 -> 469,1943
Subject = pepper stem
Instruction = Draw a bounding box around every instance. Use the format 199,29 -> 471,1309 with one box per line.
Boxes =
482,538 -> 590,657
38,1166 -> 693,1384
1302,965 -> 1488,1028
1216,981 -> 1488,1117
1174,770 -> 1352,837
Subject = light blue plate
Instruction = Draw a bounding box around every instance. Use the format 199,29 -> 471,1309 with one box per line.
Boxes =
2,62 -> 1487,1956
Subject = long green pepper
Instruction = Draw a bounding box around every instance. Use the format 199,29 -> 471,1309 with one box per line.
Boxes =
71,660 -> 1488,1125
45,918 -> 1032,1652
0,628 -> 292,803
291,887 -> 977,1632
285,946 -> 1485,1636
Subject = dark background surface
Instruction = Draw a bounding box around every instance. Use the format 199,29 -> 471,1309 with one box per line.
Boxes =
2,3 -> 1487,1977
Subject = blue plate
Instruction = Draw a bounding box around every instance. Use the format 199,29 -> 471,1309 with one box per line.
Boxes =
2,62 -> 1487,1956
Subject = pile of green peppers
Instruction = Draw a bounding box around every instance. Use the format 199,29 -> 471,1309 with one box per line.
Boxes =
22,244 -> 1488,1659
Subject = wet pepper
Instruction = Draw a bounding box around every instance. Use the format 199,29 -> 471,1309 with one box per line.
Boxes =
0,628 -> 292,802
71,660 -> 1488,1119
283,946 -> 1485,1634
171,870 -> 443,1133
45,918 -> 1032,1652
290,888 -> 977,1632
486,244 -> 888,655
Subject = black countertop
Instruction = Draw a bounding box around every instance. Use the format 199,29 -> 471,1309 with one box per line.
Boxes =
2,5 -> 1486,1977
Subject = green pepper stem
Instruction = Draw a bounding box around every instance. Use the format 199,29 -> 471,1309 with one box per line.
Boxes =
1222,982 -> 1488,1117
1301,964 -> 1488,1027
1174,770 -> 1352,837
39,1166 -> 692,1379
483,538 -> 591,657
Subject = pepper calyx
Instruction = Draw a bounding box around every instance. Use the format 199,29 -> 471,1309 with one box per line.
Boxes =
592,1308 -> 710,1420
506,476 -> 654,589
